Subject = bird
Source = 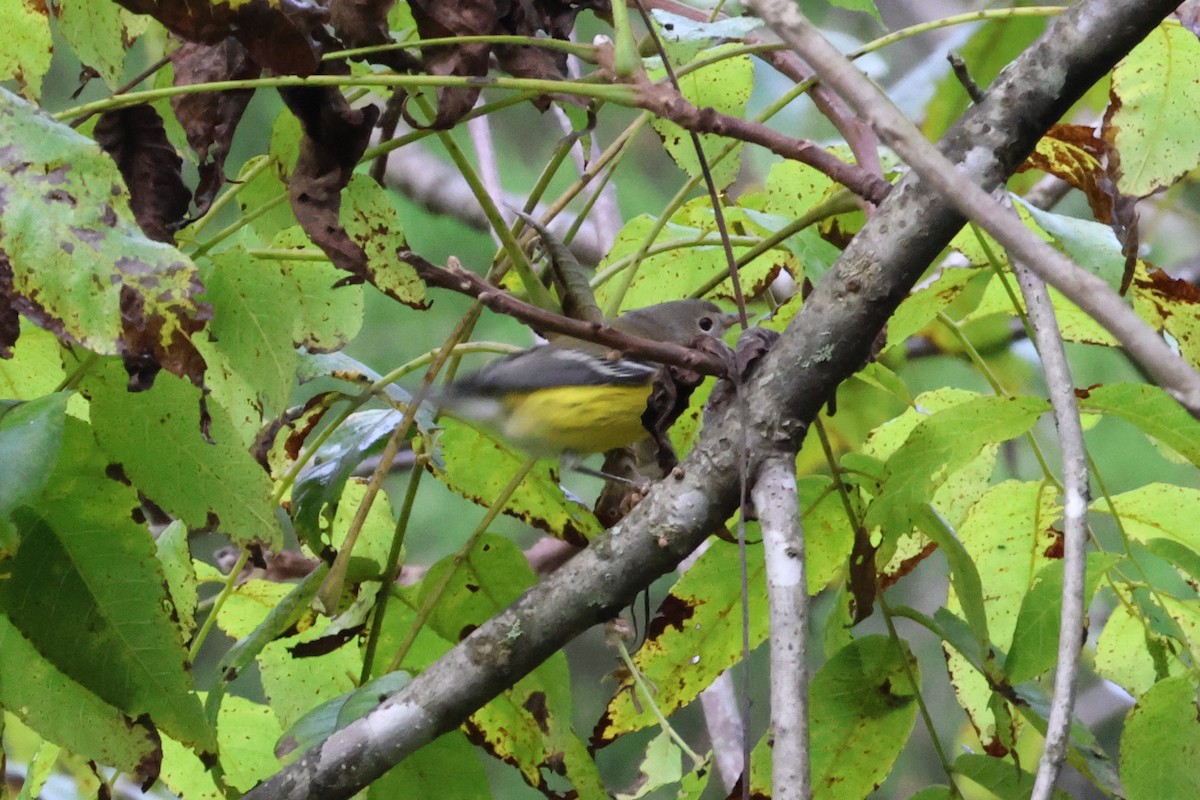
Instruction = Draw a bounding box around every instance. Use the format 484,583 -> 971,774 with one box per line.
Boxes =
435,299 -> 738,459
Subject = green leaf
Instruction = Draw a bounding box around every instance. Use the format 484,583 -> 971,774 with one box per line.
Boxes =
954,753 -> 1070,800
1099,483 -> 1200,554
292,408 -> 402,552
936,481 -> 1065,748
85,359 -> 282,548
595,200 -> 793,309
614,730 -> 684,800
1005,552 -> 1121,684
1016,200 -> 1127,290
418,535 -> 605,798
1078,383 -> 1200,467
1105,21 -> 1200,196
885,267 -> 989,350
367,731 -> 490,800
808,636 -> 919,799
160,733 -> 223,800
916,505 -> 990,655
55,0 -> 135,88
0,614 -> 161,780
798,476 -> 855,593
196,250 -> 299,447
1096,583 -> 1198,697
270,227 -> 365,351
650,45 -> 751,191
0,416 -> 214,752
0,325 -> 66,398
828,0 -> 882,24
594,536 -> 768,744
234,155 -> 298,243
430,419 -> 602,546
0,88 -> 209,384
209,567 -> 328,731
649,9 -> 763,45
0,392 -> 68,556
278,672 -> 411,760
218,696 -> 285,793
155,520 -> 199,642
0,0 -> 52,98
865,395 -> 1048,533
1120,674 -> 1200,798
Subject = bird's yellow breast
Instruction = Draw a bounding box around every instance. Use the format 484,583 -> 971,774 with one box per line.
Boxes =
499,384 -> 654,456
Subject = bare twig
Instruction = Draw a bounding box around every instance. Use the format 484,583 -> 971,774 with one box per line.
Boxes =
743,0 -> 1200,416
755,456 -> 810,800
699,672 -> 745,789
1014,261 -> 1091,799
947,53 -> 985,103
400,252 -> 729,376
633,80 -> 891,203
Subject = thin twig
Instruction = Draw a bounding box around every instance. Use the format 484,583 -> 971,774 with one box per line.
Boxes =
1013,261 -> 1090,799
754,456 -> 810,800
400,252 -> 729,376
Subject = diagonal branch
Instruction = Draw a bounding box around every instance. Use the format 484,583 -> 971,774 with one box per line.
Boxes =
743,0 -> 1200,416
242,2 -> 1179,797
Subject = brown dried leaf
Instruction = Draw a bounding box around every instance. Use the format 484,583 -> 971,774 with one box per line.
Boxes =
496,0 -> 605,110
408,0 -> 496,128
93,105 -> 190,244
279,85 -> 380,280
113,0 -> 326,75
328,0 -> 420,72
170,38 -> 262,215
0,267 -> 18,358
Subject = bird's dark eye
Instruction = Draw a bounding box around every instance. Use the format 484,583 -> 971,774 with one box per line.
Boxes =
698,316 -> 715,331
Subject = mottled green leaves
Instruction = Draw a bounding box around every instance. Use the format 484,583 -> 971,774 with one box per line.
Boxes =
0,88 -> 210,385
0,416 -> 213,755
429,420 -> 602,546
86,359 -> 281,548
650,45 -> 752,191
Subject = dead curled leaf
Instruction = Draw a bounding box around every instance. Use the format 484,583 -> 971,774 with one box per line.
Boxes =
113,0 -> 326,75
94,105 -> 191,244
170,38 -> 262,216
407,0 -> 610,128
278,84 -> 380,281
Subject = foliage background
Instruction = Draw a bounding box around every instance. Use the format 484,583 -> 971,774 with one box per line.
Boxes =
4,1 -> 1200,799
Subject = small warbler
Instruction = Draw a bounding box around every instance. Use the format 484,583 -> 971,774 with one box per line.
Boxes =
437,299 -> 737,458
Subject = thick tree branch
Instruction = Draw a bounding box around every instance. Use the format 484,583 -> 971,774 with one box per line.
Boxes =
243,2 -> 1177,797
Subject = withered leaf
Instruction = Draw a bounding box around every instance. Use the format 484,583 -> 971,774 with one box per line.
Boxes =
495,0 -> 607,111
406,0 -> 607,127
327,0 -> 420,73
170,38 -> 262,215
408,0 -> 495,128
279,84 -> 380,281
113,0 -> 326,75
0,262 -> 19,358
1020,123 -> 1113,223
93,105 -> 190,244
